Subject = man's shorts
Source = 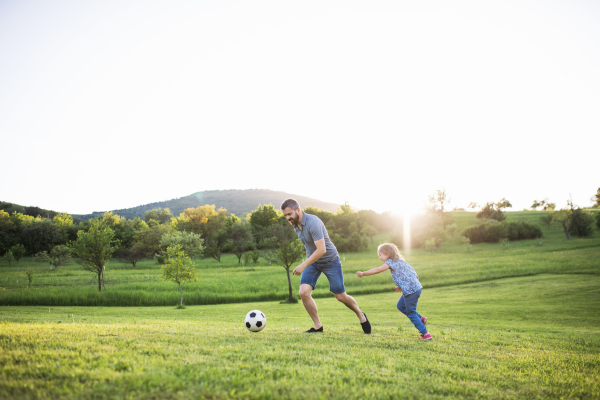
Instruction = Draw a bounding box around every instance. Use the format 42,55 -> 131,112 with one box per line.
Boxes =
300,256 -> 345,294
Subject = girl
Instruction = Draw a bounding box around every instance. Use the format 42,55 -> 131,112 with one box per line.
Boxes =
357,243 -> 431,340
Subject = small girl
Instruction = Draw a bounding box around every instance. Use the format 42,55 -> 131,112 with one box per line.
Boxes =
357,243 -> 431,340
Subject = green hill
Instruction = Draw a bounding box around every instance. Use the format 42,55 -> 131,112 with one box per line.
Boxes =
72,189 -> 342,221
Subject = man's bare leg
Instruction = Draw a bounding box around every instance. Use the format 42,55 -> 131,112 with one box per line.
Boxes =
334,292 -> 367,323
299,284 -> 322,329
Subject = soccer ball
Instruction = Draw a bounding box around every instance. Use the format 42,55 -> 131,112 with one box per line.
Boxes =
244,310 -> 266,332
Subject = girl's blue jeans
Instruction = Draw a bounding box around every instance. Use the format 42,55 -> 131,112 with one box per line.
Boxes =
397,289 -> 427,334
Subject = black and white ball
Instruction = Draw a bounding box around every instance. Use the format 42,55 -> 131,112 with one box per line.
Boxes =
244,310 -> 266,332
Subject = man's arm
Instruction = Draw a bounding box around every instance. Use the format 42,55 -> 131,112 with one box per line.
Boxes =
292,238 -> 326,276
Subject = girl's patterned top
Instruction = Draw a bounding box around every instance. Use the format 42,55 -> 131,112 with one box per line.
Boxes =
384,259 -> 422,295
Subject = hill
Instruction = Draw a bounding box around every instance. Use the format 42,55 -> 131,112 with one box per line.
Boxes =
72,189 -> 342,221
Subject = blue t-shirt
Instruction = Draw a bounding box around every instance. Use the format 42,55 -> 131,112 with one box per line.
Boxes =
293,213 -> 338,262
385,259 -> 423,295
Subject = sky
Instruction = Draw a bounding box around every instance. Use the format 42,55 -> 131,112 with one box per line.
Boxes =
1,0 -> 599,216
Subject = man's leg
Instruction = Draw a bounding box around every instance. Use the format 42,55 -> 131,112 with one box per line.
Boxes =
299,284 -> 322,329
333,292 -> 367,323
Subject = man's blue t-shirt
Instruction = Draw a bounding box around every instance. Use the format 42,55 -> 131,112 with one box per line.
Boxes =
293,213 -> 339,262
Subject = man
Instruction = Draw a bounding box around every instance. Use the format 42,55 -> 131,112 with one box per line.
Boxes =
280,198 -> 371,334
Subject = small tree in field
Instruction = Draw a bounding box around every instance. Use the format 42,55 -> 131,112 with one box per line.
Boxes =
461,236 -> 472,252
161,245 -> 198,308
4,250 -> 14,266
117,244 -> 145,268
35,245 -> 72,270
262,223 -> 305,303
10,244 -> 26,264
26,268 -> 34,289
424,238 -> 436,254
71,219 -> 119,291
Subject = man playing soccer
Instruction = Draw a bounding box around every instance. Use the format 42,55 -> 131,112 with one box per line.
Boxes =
281,198 -> 371,334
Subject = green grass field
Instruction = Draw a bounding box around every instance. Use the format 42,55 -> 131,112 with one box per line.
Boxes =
1,274 -> 599,399
1,211 -> 599,398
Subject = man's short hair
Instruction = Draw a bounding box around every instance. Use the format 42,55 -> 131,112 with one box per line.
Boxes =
281,198 -> 300,211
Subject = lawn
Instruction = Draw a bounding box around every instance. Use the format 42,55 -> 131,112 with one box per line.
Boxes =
1,210 -> 599,398
1,273 -> 599,399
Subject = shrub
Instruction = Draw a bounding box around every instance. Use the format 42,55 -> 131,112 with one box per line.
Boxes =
596,212 -> 600,229
251,249 -> 260,263
568,208 -> 594,237
242,251 -> 252,265
460,236 -> 472,252
463,221 -> 542,244
424,238 -> 436,254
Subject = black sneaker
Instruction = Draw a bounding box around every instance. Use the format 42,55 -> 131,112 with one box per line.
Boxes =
305,326 -> 323,333
361,313 -> 371,334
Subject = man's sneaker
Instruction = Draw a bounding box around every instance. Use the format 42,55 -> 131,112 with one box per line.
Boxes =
305,326 -> 323,333
361,312 -> 372,334
419,333 -> 432,340
421,316 -> 428,326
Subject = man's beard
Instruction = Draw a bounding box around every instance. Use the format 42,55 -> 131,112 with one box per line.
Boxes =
289,214 -> 300,227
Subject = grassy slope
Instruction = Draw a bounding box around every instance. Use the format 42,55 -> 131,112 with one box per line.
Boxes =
1,274 -> 599,399
1,212 -> 598,306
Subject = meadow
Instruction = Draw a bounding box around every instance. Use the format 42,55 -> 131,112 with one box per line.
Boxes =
1,211 -> 599,399
0,211 -> 598,307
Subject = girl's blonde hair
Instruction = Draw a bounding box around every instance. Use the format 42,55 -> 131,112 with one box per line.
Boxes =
377,243 -> 404,261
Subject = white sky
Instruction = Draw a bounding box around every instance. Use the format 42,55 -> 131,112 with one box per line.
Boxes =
1,0 -> 599,215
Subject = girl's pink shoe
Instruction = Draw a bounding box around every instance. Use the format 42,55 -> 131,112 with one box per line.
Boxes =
419,333 -> 432,340
421,317 -> 428,325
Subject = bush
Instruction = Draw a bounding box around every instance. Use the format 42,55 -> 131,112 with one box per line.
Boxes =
242,251 -> 252,265
568,209 -> 594,237
463,221 -> 542,244
596,212 -> 600,229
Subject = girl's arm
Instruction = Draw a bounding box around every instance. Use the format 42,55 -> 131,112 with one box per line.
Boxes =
357,264 -> 390,278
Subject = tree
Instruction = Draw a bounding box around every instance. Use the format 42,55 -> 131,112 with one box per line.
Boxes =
71,219 -> 119,291
593,188 -> 600,207
427,189 -> 450,213
159,231 -> 205,259
468,202 -> 478,210
445,223 -> 458,238
363,225 -> 377,244
539,214 -> 553,229
476,202 -> 507,222
133,223 -> 173,261
249,204 -> 280,246
161,245 -> 198,307
53,213 -> 73,229
0,210 -> 18,255
224,222 -> 255,263
568,208 -> 594,237
551,210 -> 572,240
262,222 -> 305,303
4,250 -> 14,266
144,208 -> 174,226
117,243 -> 145,268
531,200 -> 541,210
35,245 -> 72,270
26,268 -> 34,290
10,244 -> 26,264
496,198 -> 512,210
20,217 -> 66,255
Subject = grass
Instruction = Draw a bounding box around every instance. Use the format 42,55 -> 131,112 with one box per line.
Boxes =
1,274 -> 599,399
1,211 -> 599,398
